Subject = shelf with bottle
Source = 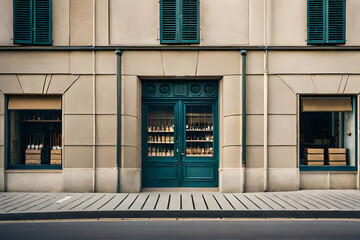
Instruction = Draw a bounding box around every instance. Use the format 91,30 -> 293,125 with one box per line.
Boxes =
22,111 -> 62,122
148,117 -> 175,120
148,135 -> 174,144
186,140 -> 213,143
186,113 -> 213,117
186,146 -> 213,157
185,123 -> 213,131
22,120 -> 62,123
148,124 -> 175,133
186,134 -> 213,141
147,146 -> 174,157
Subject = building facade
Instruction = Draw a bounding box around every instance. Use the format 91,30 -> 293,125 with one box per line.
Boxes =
0,0 -> 359,193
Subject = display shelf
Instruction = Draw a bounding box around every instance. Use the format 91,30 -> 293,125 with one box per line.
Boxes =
148,117 -> 174,120
22,120 -> 62,123
148,130 -> 174,133
186,129 -> 213,132
187,154 -> 213,157
186,140 -> 213,143
186,113 -> 213,117
147,142 -> 174,144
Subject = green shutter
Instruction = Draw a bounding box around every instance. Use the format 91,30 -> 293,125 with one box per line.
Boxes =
13,0 -> 33,44
33,0 -> 52,45
180,0 -> 199,43
308,0 -> 326,44
326,0 -> 345,44
160,0 -> 179,44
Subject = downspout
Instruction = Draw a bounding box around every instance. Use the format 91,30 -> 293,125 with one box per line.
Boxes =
263,0 -> 269,192
241,50 -> 247,193
116,50 -> 122,193
92,0 -> 96,193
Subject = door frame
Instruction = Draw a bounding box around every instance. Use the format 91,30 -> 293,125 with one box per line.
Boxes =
141,98 -> 219,187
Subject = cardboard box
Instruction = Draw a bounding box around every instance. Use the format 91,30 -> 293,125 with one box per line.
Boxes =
328,148 -> 346,154
328,148 -> 346,162
305,148 -> 324,154
50,159 -> 62,165
50,149 -> 62,165
307,161 -> 324,166
329,154 -> 346,161
307,154 -> 324,161
329,161 -> 347,166
25,149 -> 41,165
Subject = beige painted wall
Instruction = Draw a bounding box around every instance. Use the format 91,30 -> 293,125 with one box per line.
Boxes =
1,50 -> 359,193
0,50 -> 118,193
0,0 -> 12,46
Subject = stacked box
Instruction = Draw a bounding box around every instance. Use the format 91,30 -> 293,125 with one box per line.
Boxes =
50,149 -> 62,165
305,148 -> 324,166
328,148 -> 346,166
25,149 -> 41,165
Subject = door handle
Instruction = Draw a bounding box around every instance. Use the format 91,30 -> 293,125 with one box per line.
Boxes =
181,153 -> 184,156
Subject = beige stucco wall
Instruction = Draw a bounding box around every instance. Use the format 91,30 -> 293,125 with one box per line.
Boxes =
0,50 -> 118,192
1,50 -> 360,193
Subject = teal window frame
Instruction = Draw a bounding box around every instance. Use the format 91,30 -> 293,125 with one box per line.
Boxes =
13,0 -> 52,45
300,96 -> 357,172
160,0 -> 199,44
307,0 -> 345,45
5,96 -> 62,170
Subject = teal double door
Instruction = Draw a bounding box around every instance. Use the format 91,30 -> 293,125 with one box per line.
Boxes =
142,99 -> 218,187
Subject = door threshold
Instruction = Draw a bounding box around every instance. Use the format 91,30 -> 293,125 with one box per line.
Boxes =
141,188 -> 219,192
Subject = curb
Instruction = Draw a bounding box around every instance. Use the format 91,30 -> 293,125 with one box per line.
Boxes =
1,210 -> 360,221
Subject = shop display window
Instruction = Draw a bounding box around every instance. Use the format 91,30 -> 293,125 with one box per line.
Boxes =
186,105 -> 213,157
147,106 -> 175,157
6,96 -> 62,169
300,96 -> 357,170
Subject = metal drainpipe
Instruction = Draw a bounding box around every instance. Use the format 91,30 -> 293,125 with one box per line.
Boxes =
263,0 -> 269,192
241,50 -> 247,193
92,0 -> 96,193
116,50 -> 122,193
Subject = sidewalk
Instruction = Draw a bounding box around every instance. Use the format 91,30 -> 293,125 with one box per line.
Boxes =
1,190 -> 360,221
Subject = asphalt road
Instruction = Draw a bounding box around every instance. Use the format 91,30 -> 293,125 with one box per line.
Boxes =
1,220 -> 360,240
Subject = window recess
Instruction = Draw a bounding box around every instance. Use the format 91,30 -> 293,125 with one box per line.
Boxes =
6,95 -> 62,169
300,96 -> 357,171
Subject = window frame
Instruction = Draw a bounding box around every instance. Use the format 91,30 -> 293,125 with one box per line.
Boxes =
160,0 -> 200,44
307,0 -> 346,45
5,95 -> 62,170
299,95 -> 357,172
13,0 -> 52,45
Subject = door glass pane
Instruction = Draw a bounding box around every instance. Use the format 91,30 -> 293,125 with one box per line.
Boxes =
147,106 -> 175,157
186,105 -> 213,157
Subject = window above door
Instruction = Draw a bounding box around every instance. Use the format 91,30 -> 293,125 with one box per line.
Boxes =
307,0 -> 345,44
13,0 -> 52,45
160,0 -> 199,44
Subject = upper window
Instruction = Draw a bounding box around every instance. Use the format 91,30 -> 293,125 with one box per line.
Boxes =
160,0 -> 199,44
307,0 -> 345,44
13,0 -> 52,45
300,96 -> 357,171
